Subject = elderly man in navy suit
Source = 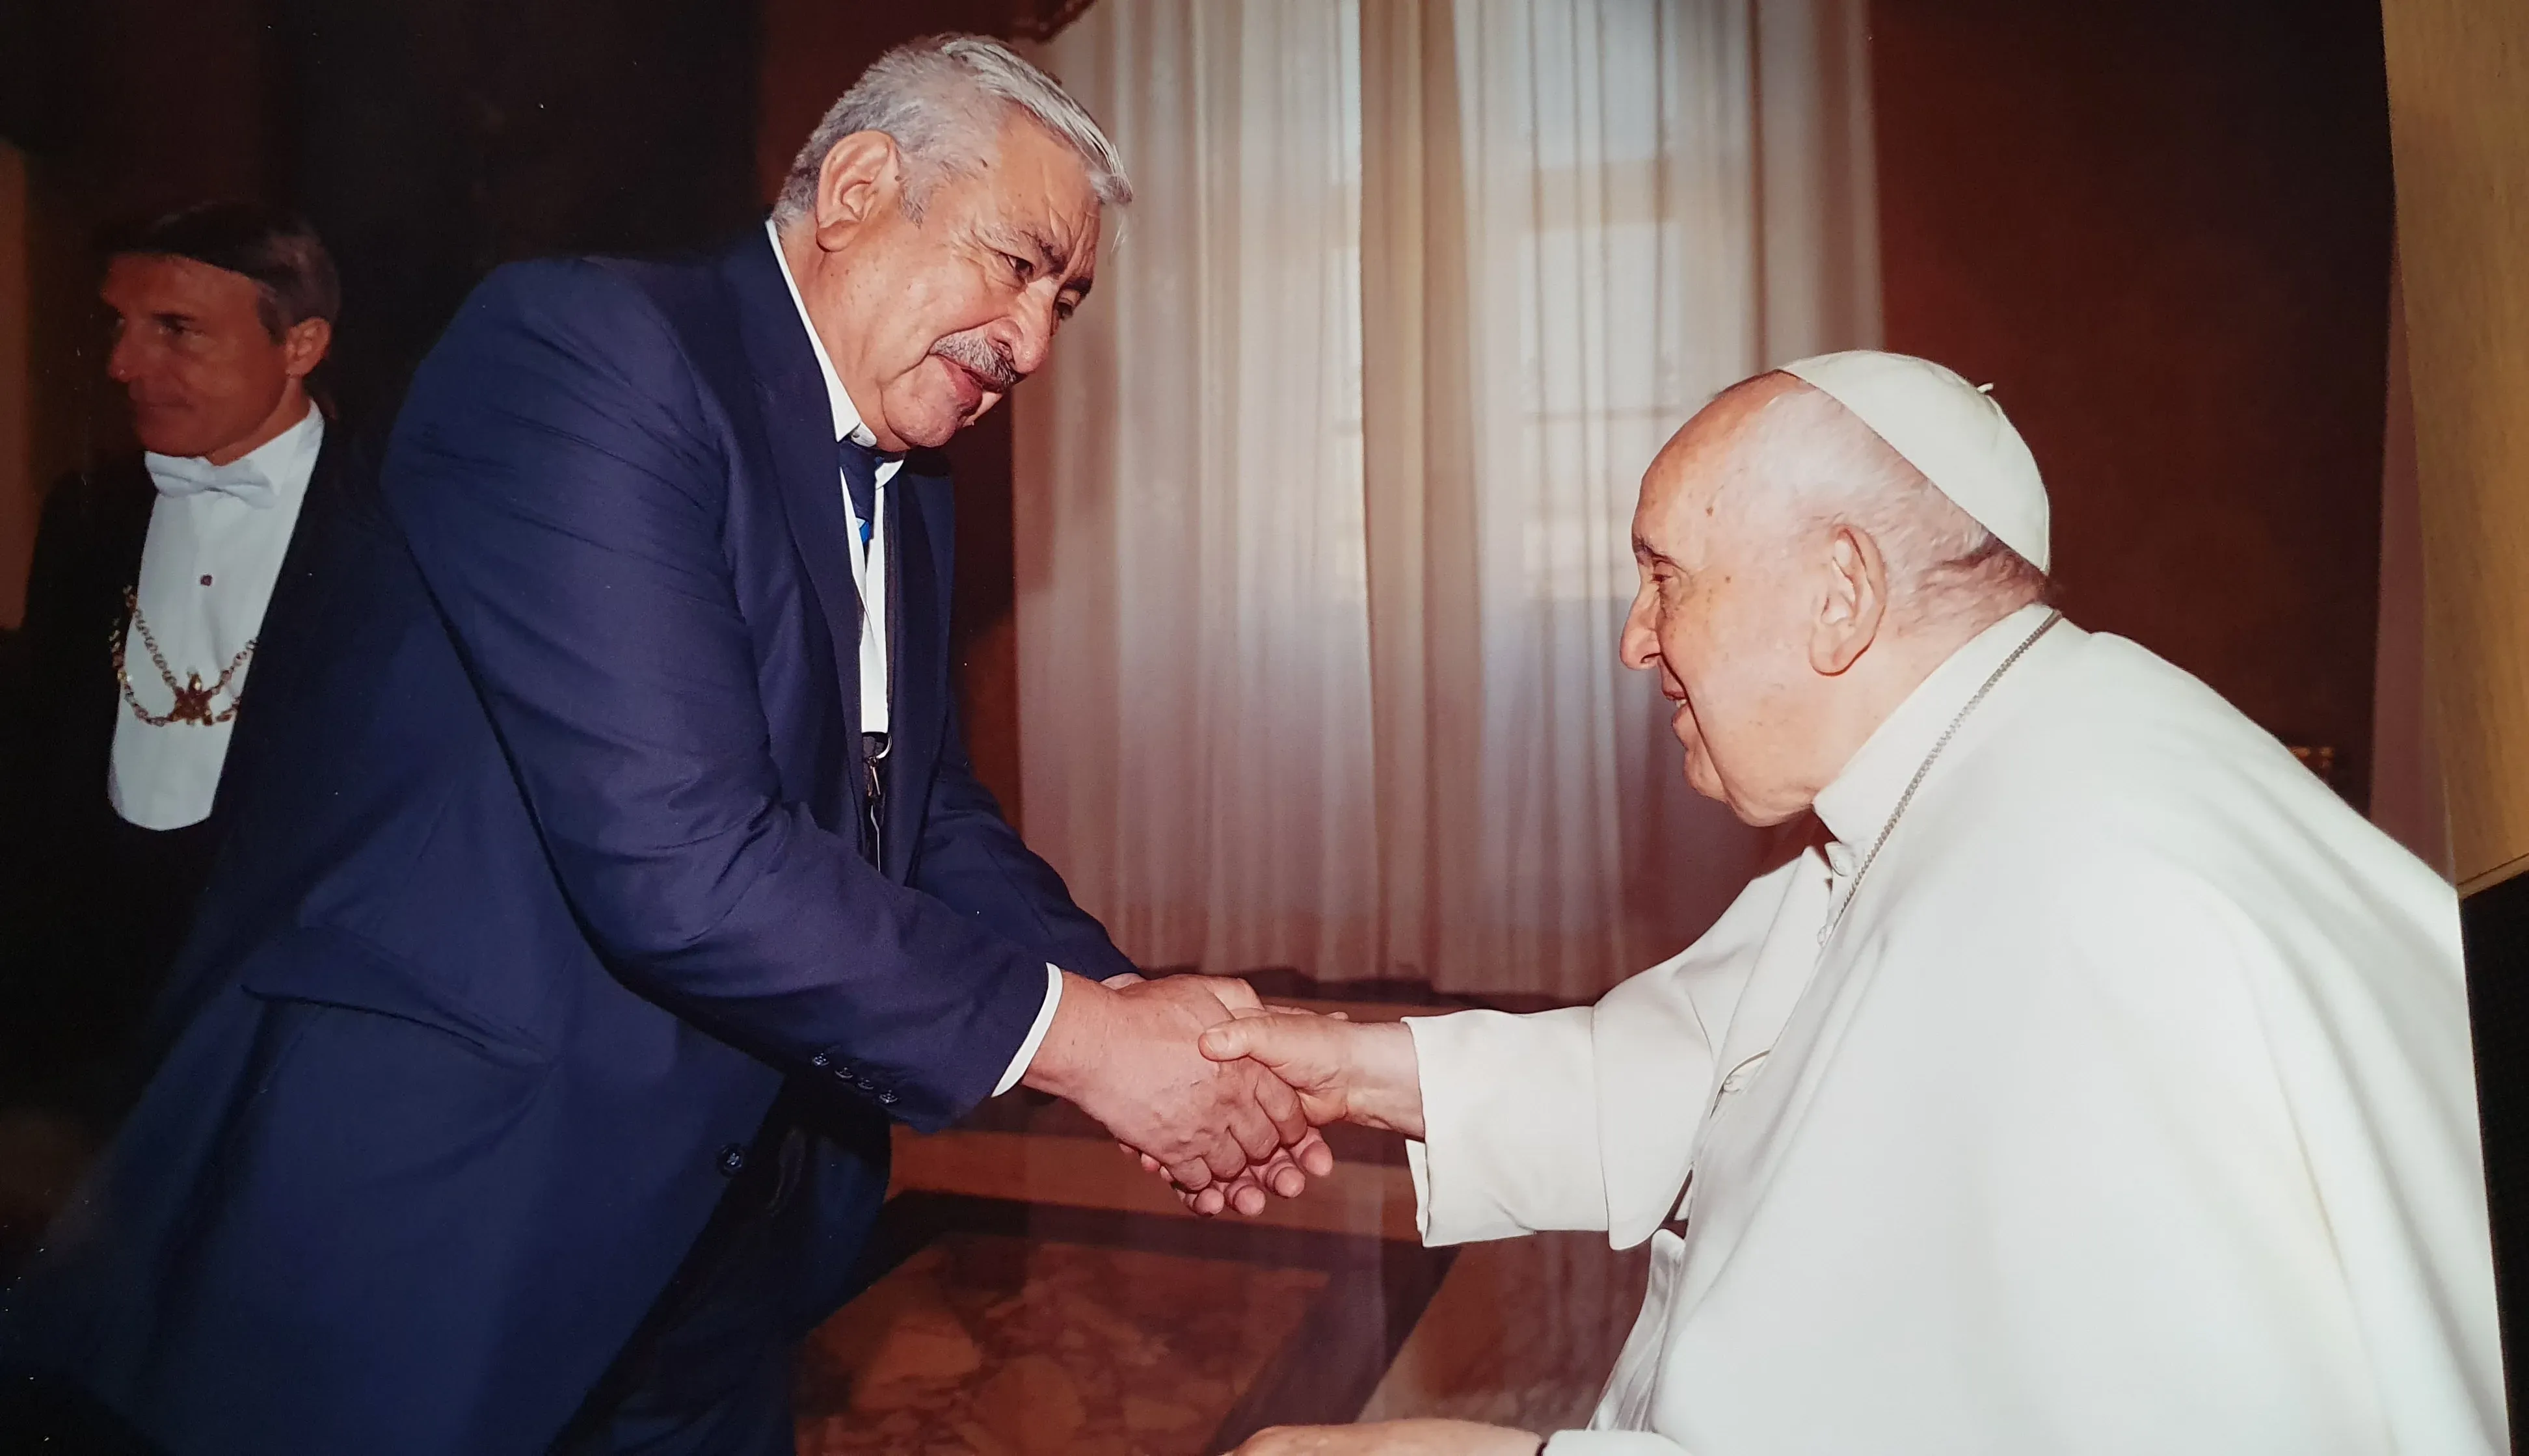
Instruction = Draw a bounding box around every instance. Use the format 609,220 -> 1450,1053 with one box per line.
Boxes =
1,35 -> 1325,1455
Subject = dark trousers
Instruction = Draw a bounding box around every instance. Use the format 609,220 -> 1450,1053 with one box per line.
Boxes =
559,1089 -> 891,1455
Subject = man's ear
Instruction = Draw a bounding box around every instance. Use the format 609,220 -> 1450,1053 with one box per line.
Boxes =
1811,522 -> 1888,676
810,131 -> 905,250
281,316 -> 332,380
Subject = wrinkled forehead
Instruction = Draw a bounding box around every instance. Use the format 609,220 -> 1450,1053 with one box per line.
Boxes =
1637,375 -> 1818,555
954,114 -> 1105,275
1635,404 -> 1746,554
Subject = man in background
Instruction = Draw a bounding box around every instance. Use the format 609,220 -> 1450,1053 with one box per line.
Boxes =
1207,353 -> 2500,1455
0,202 -> 347,1147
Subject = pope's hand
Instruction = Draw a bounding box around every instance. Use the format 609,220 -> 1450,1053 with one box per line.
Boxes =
1126,1006 -> 1425,1215
1225,1419 -> 1544,1456
1197,1007 -> 1426,1139
1096,979 -> 1337,1217
1023,972 -> 1323,1197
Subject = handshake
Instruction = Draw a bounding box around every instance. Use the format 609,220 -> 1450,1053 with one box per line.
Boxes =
1017,972 -> 1426,1217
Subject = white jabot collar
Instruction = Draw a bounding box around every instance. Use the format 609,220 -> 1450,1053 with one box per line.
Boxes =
1811,602 -> 2067,854
766,218 -> 881,450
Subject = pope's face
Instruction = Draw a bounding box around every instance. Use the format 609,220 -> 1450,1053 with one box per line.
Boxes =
102,254 -> 310,464
1620,404 -> 1821,827
803,115 -> 1101,453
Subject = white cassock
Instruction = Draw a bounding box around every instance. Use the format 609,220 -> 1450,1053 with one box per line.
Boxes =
1405,603 -> 2503,1455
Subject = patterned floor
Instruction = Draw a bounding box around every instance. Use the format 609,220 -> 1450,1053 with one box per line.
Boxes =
790,1067 -> 1650,1456
796,1233 -> 1327,1455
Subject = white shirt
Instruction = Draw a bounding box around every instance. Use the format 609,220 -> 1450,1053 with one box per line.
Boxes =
1406,606 -> 2502,1455
768,221 -> 1060,1096
109,402 -> 324,831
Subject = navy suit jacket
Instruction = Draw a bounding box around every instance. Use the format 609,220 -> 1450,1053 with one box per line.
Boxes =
1,232 -> 1134,1452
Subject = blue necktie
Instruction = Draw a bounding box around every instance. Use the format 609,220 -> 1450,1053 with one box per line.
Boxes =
838,437 -> 880,547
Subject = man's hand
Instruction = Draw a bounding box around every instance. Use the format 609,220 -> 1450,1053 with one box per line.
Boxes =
1227,1419 -> 1544,1455
1099,972 -> 1331,1217
1121,1005 -> 1425,1216
1023,973 -> 1325,1200
1198,1007 -> 1427,1139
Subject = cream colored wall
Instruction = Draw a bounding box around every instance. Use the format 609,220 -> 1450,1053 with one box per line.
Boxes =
2371,259 -> 2452,876
2380,0 -> 2529,891
0,141 -> 32,631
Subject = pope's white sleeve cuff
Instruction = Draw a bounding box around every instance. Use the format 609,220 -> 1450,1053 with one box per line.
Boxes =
992,964 -> 1066,1096
1408,1007 -> 1609,1243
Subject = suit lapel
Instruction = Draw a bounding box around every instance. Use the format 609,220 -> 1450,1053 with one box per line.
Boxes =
264,424 -> 346,623
722,235 -> 868,750
209,424 -> 351,825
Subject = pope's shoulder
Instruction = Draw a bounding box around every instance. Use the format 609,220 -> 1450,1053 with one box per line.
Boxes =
1930,623 -> 2454,945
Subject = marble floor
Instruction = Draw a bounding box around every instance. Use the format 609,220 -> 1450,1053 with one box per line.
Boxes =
796,1232 -> 1328,1455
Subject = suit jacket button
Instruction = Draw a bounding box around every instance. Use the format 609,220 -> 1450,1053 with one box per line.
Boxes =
717,1145 -> 747,1176
877,1092 -> 898,1105
810,1053 -> 830,1068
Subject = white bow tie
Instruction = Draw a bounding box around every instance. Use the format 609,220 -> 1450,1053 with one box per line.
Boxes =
145,451 -> 278,509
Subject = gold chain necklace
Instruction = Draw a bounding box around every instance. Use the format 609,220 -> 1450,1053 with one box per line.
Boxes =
112,584 -> 256,727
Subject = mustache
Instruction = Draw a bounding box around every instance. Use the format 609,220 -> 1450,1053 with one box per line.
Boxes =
930,331 -> 1020,393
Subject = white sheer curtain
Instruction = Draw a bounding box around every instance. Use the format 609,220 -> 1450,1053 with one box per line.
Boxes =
1019,0 -> 1878,999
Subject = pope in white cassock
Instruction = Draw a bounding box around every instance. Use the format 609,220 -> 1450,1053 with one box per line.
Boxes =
1202,352 -> 2504,1456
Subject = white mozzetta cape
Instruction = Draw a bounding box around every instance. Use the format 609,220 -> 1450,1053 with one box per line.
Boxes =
1406,605 -> 2501,1455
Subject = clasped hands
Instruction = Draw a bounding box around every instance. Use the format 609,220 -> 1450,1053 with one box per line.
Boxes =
1025,979 -> 1547,1455
1019,972 -> 1423,1217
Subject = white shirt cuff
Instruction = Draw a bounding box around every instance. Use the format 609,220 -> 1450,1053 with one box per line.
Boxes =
992,964 -> 1066,1096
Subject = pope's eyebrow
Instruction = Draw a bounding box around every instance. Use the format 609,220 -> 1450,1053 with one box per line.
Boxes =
1633,533 -> 1674,564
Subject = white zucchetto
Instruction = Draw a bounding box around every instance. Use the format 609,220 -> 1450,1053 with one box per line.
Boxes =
1780,350 -> 2052,572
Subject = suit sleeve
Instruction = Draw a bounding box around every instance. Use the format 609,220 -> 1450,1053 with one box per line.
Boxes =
0,476 -> 107,1014
909,698 -> 1139,983
1,482 -> 77,843
382,261 -> 1045,1132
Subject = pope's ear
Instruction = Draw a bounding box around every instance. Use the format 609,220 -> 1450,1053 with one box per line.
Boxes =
810,131 -> 905,245
1811,522 -> 1887,676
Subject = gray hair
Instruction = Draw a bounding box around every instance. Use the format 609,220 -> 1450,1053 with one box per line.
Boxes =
772,34 -> 1131,228
1726,379 -> 2048,628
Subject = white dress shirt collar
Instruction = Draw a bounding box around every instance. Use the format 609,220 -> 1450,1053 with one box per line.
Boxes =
143,399 -> 326,510
762,221 -> 900,739
1811,602 -> 2063,855
766,219 -> 883,451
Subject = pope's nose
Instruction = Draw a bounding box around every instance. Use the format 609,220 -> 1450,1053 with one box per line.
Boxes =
1620,598 -> 1663,674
